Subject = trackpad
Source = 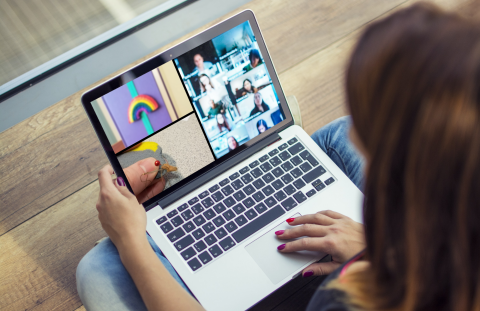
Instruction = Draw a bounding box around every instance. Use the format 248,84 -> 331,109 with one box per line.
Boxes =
245,213 -> 326,284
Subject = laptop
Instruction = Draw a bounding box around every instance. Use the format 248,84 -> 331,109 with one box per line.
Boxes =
81,10 -> 363,311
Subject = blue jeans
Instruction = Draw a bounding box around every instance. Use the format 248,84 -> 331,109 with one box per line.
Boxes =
76,116 -> 365,310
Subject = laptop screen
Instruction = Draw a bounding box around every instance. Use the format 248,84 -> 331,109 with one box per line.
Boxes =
89,20 -> 285,198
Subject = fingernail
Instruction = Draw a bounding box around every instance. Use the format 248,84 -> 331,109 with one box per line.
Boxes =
303,270 -> 314,278
275,230 -> 284,235
117,177 -> 126,187
286,218 -> 295,223
277,244 -> 286,250
154,160 -> 160,166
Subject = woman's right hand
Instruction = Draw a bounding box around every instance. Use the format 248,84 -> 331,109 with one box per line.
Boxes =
276,210 -> 365,276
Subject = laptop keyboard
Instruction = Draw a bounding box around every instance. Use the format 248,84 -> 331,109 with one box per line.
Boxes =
155,137 -> 336,272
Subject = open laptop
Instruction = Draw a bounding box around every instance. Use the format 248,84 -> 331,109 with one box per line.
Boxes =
81,10 -> 363,311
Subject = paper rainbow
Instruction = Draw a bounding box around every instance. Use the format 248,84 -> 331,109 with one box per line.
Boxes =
128,94 -> 159,123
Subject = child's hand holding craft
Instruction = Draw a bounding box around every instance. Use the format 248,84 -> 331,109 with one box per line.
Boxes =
123,157 -> 166,203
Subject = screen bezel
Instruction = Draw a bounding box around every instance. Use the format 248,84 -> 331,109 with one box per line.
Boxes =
81,10 -> 294,208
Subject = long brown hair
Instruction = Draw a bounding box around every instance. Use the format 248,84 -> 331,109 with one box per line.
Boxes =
336,3 -> 480,310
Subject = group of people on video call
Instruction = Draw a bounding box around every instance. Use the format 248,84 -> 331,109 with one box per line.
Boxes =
193,48 -> 274,151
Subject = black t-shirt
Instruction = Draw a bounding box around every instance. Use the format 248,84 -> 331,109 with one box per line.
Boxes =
249,102 -> 270,117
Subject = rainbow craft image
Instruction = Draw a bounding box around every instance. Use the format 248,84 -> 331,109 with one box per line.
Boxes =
128,94 -> 159,135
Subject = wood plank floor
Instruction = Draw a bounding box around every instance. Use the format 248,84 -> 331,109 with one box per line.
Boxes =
0,0 -> 471,310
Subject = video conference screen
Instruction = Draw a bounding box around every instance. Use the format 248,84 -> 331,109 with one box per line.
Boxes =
90,20 -> 285,196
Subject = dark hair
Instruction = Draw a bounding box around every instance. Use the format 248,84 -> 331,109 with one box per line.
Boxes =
249,49 -> 261,65
227,136 -> 238,151
256,119 -> 269,134
332,3 -> 480,311
216,113 -> 230,132
243,79 -> 254,93
199,74 -> 214,93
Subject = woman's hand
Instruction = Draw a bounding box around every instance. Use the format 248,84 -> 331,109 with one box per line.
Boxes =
276,210 -> 365,276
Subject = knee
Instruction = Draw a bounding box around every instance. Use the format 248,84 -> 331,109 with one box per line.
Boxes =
311,116 -> 351,151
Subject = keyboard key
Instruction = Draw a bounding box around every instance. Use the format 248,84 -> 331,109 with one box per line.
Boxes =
281,173 -> 294,184
278,151 -> 291,161
262,172 -> 275,183
284,184 -> 296,195
306,189 -> 316,197
260,162 -> 273,172
251,168 -> 263,178
291,156 -> 303,166
181,247 -> 196,260
222,209 -> 236,221
194,240 -> 207,252
289,143 -> 305,155
302,166 -> 327,184
178,204 -> 189,212
291,168 -> 303,179
243,184 -> 256,195
253,179 -> 266,189
204,234 -> 217,246
214,228 -> 228,239
229,172 -> 240,180
201,197 -> 214,208
271,167 -> 284,178
187,258 -> 202,271
281,162 -> 294,172
160,222 -> 173,233
156,216 -> 167,225
249,160 -> 260,168
174,234 -> 194,251
242,197 -> 255,208
252,191 -> 266,202
192,228 -> 206,240
281,197 -> 298,211
241,173 -> 254,184
240,166 -> 250,174
254,202 -> 268,214
264,196 -> 277,207
209,244 -> 223,257
269,156 -> 282,167
167,210 -> 178,218
221,185 -> 235,196
219,178 -> 230,187
231,179 -> 244,190
315,183 -> 326,191
300,162 -> 313,173
171,215 -> 184,227
293,179 -> 306,190
188,197 -> 199,205
198,251 -> 212,264
232,205 -> 286,243
262,185 -> 275,196
203,208 -> 216,220
293,191 -> 308,203
225,221 -> 238,233
211,191 -> 224,202
272,179 -> 285,190
274,190 -> 287,202
191,203 -> 204,215
269,149 -> 279,156
213,215 -> 226,227
279,143 -> 289,151
202,222 -> 215,233
199,190 -> 209,199
245,209 -> 258,220
300,150 -> 319,165
219,236 -> 236,251
233,203 -> 247,215
209,184 -> 220,193
167,228 -> 185,242
193,215 -> 206,226
325,177 -> 335,185
223,196 -> 236,207
213,202 -> 227,214
312,179 -> 322,187
183,221 -> 195,233
259,155 -> 269,162
288,137 -> 298,145
234,215 -> 248,226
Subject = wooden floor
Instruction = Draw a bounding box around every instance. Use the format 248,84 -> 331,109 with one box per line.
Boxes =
0,0 -> 471,310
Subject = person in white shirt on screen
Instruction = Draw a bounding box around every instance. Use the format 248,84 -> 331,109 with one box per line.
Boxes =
227,136 -> 239,151
199,74 -> 223,103
216,113 -> 231,132
193,53 -> 214,75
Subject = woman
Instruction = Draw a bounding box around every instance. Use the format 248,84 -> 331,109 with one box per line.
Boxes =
77,3 -> 480,311
235,78 -> 256,98
227,136 -> 239,151
216,113 -> 231,132
243,49 -> 263,71
256,119 -> 270,134
249,92 -> 270,117
199,74 -> 223,103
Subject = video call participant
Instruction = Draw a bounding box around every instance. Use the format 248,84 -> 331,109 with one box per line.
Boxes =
216,114 -> 231,132
207,100 -> 224,118
235,79 -> 256,98
256,119 -> 270,134
249,92 -> 270,117
227,136 -> 238,151
243,49 -> 263,71
199,74 -> 224,103
193,53 -> 214,75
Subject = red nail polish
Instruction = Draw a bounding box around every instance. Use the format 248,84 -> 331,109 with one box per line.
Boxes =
286,218 -> 295,223
277,244 -> 286,250
303,270 -> 314,278
275,230 -> 284,235
154,160 -> 160,166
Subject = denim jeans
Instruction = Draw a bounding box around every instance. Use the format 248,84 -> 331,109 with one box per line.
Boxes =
76,116 -> 365,310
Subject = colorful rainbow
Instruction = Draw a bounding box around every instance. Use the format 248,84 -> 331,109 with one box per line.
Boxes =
128,95 -> 159,123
